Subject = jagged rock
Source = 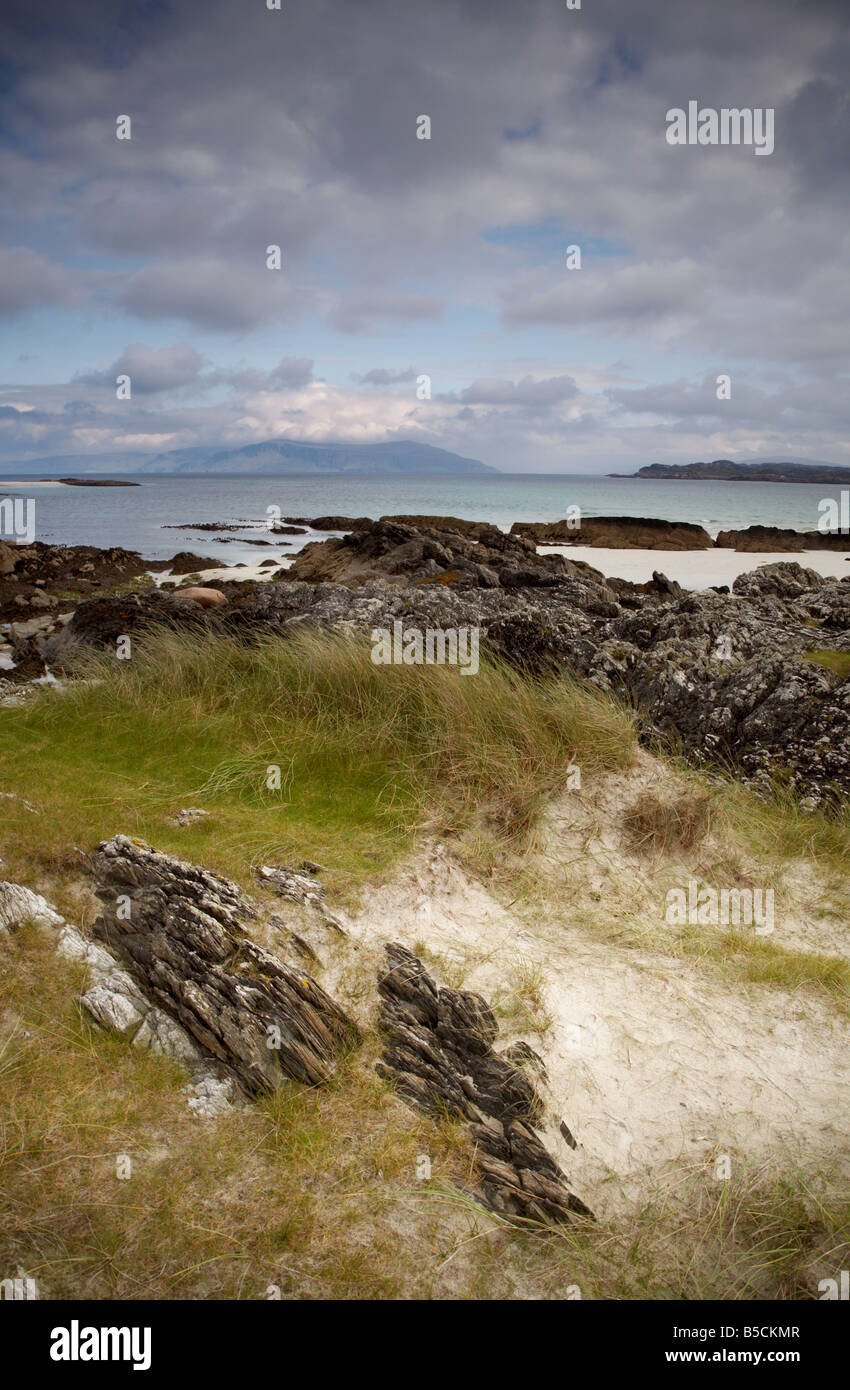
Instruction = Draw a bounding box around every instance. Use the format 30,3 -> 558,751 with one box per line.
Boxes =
0,882 -> 63,933
278,518 -> 599,590
91,836 -> 359,1094
376,943 -> 592,1226
256,863 -> 348,934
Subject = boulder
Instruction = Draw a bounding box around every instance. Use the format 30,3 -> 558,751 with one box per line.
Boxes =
176,586 -> 228,608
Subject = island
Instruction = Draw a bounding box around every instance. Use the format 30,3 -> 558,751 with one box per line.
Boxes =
613,460 -> 850,483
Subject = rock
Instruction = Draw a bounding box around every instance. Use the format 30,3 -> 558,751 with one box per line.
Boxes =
40,589 -> 211,666
716,525 -> 850,552
278,518 -> 603,590
256,863 -> 348,934
168,807 -> 210,826
375,943 -> 592,1226
91,836 -> 359,1094
732,562 -> 824,600
379,515 -> 489,538
0,541 -> 155,624
511,516 -> 714,549
0,881 -> 63,933
175,587 -> 228,608
306,516 -> 372,531
184,1076 -> 241,1118
166,551 -> 222,575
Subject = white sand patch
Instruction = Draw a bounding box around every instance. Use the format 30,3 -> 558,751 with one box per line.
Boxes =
539,544 -> 850,589
340,753 -> 850,1216
150,557 -> 294,586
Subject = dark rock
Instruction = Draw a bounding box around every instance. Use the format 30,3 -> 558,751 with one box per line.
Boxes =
716,525 -> 850,552
307,516 -> 372,531
91,836 -> 360,1094
376,943 -> 592,1226
512,516 -> 714,550
165,551 -> 220,575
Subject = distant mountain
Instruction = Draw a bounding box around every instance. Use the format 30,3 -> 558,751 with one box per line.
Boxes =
1,438 -> 496,477
143,438 -> 496,475
618,459 -> 850,484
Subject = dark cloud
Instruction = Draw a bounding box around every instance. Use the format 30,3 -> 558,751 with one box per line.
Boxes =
75,342 -> 204,393
459,375 -> 580,407
0,247 -> 74,316
117,261 -> 306,332
354,367 -> 418,386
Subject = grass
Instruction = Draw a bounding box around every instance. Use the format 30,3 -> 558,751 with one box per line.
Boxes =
675,927 -> 850,1001
493,956 -> 554,1034
2,626 -> 849,1299
803,649 -> 850,680
0,626 -> 636,901
3,928 -> 846,1300
623,787 -> 714,855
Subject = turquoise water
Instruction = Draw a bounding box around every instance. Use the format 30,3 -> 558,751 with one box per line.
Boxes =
0,472 -> 843,566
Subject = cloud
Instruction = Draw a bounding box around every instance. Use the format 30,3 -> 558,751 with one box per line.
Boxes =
354,367 -> 418,385
118,262 -> 306,332
75,342 -> 204,394
459,374 -> 580,407
329,293 -> 443,334
0,247 -> 74,316
0,0 -> 848,467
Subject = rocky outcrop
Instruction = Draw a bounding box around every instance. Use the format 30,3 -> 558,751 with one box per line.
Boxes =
376,943 -> 592,1226
279,518 -> 606,590
715,525 -> 850,552
40,590 -> 213,667
0,542 -> 155,624
91,836 -> 360,1094
512,516 -> 714,549
5,518 -> 850,804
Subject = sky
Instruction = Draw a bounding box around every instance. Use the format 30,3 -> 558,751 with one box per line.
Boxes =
0,0 -> 848,473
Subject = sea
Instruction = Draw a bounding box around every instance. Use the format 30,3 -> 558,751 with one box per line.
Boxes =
0,472 -> 843,568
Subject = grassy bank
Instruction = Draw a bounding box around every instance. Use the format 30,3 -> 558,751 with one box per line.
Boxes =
0,627 -> 635,900
2,629 -> 849,1300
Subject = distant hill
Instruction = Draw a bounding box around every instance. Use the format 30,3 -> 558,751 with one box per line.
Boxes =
619,459 -> 850,484
1,438 -> 496,477
142,438 -> 496,475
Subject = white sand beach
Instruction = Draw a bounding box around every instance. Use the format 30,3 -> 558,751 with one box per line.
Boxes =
538,545 -> 850,589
